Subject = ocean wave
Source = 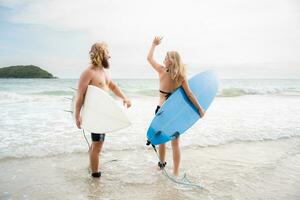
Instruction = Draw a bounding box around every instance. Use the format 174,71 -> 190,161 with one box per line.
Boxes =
126,87 -> 300,97
31,90 -> 74,96
134,89 -> 158,97
2,87 -> 299,100
0,91 -> 69,104
1,135 -> 299,160
0,91 -> 32,104
218,87 -> 300,97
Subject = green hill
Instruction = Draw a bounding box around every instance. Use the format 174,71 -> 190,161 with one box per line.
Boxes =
0,65 -> 56,78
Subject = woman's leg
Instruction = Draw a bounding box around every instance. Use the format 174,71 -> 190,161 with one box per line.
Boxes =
171,137 -> 180,176
159,144 -> 166,164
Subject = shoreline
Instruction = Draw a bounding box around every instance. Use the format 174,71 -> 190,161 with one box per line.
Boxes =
1,136 -> 299,200
1,135 -> 299,161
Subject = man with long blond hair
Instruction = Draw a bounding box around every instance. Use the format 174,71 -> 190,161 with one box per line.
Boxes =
75,42 -> 132,178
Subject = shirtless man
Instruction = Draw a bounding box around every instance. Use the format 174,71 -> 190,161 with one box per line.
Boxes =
75,42 -> 131,178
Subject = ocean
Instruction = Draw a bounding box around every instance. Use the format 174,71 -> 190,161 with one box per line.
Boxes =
0,78 -> 300,199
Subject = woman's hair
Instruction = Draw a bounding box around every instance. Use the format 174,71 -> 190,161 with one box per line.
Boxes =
89,42 -> 109,68
166,51 -> 186,83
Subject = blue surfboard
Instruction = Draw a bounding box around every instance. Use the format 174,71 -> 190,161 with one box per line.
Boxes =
147,70 -> 218,145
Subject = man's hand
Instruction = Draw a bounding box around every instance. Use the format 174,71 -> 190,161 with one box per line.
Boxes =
76,115 -> 82,129
123,98 -> 132,108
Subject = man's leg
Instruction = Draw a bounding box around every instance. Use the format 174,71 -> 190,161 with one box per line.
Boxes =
90,133 -> 105,177
90,142 -> 104,172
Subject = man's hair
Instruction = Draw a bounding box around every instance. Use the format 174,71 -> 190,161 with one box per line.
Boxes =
89,42 -> 109,68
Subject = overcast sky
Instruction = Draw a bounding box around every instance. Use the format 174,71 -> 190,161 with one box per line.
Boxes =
0,0 -> 299,78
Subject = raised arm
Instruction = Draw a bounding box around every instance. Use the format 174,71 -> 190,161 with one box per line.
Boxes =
147,36 -> 164,74
182,79 -> 205,118
75,69 -> 92,128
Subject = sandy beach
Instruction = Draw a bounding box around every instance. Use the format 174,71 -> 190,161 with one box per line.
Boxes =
1,137 -> 299,200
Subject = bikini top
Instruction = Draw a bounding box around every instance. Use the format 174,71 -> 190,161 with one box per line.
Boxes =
159,68 -> 173,99
159,90 -> 172,99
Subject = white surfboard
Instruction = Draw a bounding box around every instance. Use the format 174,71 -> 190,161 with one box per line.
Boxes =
72,85 -> 131,133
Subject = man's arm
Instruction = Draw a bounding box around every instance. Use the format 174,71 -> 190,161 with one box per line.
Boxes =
75,69 -> 93,128
109,80 -> 131,108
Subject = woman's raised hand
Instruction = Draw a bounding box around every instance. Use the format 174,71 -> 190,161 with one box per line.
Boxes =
152,36 -> 163,46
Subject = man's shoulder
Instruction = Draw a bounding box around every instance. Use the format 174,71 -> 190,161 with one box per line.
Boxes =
80,66 -> 94,78
84,65 -> 96,73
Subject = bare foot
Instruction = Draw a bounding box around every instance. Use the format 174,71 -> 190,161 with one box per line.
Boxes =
173,170 -> 179,177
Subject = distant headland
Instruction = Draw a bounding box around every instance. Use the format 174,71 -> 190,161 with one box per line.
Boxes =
0,65 -> 57,78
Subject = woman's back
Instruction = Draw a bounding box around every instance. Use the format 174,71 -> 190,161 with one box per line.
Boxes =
159,69 -> 181,105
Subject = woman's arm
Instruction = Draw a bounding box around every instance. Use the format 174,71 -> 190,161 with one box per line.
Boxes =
75,69 -> 93,128
147,36 -> 164,74
109,80 -> 132,108
182,79 -> 205,118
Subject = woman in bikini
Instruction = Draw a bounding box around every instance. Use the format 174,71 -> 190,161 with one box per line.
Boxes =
147,36 -> 205,176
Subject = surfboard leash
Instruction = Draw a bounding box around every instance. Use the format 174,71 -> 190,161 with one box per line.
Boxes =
146,140 -> 204,189
82,129 -> 91,149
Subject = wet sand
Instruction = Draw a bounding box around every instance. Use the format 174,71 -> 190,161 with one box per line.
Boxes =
1,137 -> 299,200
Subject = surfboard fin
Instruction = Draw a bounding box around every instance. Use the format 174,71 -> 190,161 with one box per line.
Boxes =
63,110 -> 73,113
156,110 -> 164,116
155,131 -> 162,136
171,131 -> 180,139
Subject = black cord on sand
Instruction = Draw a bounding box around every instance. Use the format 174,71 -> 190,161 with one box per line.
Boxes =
82,129 -> 91,149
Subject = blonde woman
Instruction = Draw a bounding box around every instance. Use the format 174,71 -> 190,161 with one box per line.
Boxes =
75,42 -> 131,178
147,37 -> 205,176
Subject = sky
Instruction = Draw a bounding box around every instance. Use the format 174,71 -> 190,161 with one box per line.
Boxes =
0,0 -> 299,79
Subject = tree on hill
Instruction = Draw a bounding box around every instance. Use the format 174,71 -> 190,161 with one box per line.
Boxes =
0,65 -> 55,78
